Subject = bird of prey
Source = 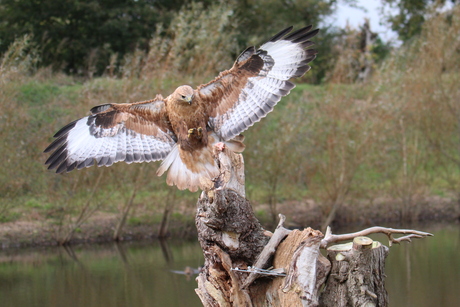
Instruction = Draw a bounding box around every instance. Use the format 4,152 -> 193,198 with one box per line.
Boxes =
44,26 -> 318,192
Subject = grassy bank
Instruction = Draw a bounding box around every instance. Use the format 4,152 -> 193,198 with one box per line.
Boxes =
1,7 -> 459,245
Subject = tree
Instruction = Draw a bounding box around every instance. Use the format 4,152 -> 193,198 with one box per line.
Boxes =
0,0 -> 179,75
380,0 -> 458,42
0,0 -> 343,80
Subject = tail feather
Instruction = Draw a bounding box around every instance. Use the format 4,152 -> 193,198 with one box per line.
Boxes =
156,144 -> 219,192
156,132 -> 245,192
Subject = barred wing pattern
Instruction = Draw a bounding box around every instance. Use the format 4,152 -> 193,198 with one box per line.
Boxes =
44,97 -> 176,173
199,26 -> 318,141
44,26 -> 318,192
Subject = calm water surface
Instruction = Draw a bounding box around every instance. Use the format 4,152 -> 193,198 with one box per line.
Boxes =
0,224 -> 459,307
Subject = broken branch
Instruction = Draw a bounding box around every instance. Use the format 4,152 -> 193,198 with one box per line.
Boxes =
321,226 -> 433,249
242,214 -> 292,288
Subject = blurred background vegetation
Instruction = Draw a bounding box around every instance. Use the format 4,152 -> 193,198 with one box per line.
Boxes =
0,0 -> 459,242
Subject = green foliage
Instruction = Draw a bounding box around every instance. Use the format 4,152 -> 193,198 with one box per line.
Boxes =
141,1 -> 240,82
325,22 -> 392,83
372,36 -> 392,61
373,5 -> 460,210
24,198 -> 44,209
233,0 -> 336,42
18,82 -> 60,106
0,0 -> 174,75
0,0 -> 339,80
0,35 -> 39,81
245,5 -> 460,223
381,0 -> 457,42
127,217 -> 143,226
231,0 -> 341,83
1,3 -> 459,231
0,211 -> 21,223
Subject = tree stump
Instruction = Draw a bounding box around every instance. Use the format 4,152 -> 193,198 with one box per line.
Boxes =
195,188 -> 268,306
320,237 -> 389,307
195,189 -> 331,307
194,147 -> 432,307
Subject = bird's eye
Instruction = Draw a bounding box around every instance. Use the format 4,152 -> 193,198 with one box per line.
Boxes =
181,95 -> 186,99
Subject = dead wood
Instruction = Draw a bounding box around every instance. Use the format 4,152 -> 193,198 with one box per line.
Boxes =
321,226 -> 433,249
320,237 -> 389,307
194,147 -> 432,307
242,214 -> 291,289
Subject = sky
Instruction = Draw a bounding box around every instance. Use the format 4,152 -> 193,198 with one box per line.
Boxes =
329,0 -> 399,42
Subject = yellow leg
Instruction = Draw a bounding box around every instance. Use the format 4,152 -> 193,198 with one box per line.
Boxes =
188,127 -> 203,138
188,128 -> 196,138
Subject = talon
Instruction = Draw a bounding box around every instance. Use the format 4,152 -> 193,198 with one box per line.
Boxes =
188,128 -> 196,138
197,127 -> 203,137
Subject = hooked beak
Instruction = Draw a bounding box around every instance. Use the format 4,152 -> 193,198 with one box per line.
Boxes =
185,95 -> 193,105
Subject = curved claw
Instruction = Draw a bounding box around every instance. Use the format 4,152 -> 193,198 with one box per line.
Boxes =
188,127 -> 203,138
188,128 -> 195,138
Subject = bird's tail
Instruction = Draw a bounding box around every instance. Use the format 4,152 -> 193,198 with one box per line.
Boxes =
156,133 -> 245,192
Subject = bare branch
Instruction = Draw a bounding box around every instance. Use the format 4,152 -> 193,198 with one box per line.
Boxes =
242,214 -> 292,288
320,226 -> 433,249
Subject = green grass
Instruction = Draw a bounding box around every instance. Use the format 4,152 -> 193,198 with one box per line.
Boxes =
1,7 -> 460,234
1,73 -> 459,231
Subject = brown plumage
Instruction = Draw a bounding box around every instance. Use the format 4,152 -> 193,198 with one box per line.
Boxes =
44,26 -> 319,191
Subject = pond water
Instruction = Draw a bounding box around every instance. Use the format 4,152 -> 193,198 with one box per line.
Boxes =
0,223 -> 459,307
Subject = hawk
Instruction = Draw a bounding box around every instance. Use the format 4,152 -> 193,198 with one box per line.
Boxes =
44,26 -> 318,192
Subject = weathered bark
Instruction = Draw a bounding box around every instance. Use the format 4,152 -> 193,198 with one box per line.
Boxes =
194,148 -> 331,306
195,199 -> 332,307
196,188 -> 268,263
194,146 -> 432,307
320,237 -> 389,307
257,228 -> 331,307
195,188 -> 268,306
242,214 -> 291,289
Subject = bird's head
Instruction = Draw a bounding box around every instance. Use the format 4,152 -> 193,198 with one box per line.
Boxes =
174,85 -> 195,105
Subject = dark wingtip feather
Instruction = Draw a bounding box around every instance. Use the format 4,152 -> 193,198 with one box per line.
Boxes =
56,161 -> 69,174
125,154 -> 134,163
268,26 -> 294,42
236,46 -> 256,64
283,25 -> 314,41
306,49 -> 318,58
44,136 -> 66,153
52,119 -> 79,138
292,65 -> 311,78
291,28 -> 320,44
305,55 -> 317,64
99,156 -> 109,166
45,144 -> 66,165
48,148 -> 69,170
90,104 -> 112,115
300,41 -> 315,49
77,158 -> 94,170
66,161 -> 77,172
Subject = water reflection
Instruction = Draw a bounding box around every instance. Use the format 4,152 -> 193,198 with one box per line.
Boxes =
0,224 -> 459,307
385,224 -> 460,307
0,240 -> 204,307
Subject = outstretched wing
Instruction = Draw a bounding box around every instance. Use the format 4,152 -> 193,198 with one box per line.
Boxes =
44,96 -> 176,173
197,26 -> 318,141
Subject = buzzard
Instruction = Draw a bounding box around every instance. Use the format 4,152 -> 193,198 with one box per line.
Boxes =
44,26 -> 318,192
